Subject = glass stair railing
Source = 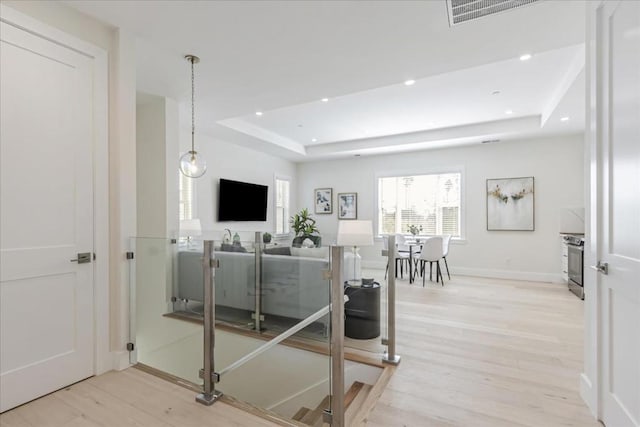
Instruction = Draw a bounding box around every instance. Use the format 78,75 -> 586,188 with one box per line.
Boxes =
128,231 -> 401,426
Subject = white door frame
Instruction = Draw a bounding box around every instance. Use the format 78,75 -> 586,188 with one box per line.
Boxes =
0,4 -> 111,374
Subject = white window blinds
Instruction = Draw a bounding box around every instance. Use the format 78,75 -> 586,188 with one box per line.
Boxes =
179,172 -> 194,221
378,172 -> 461,237
275,177 -> 290,234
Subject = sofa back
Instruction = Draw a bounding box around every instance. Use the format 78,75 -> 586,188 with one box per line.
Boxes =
177,250 -> 330,320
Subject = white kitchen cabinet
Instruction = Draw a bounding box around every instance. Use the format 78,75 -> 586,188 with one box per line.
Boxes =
560,240 -> 569,283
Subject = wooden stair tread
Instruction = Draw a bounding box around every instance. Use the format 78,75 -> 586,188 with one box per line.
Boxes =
292,407 -> 311,421
344,381 -> 365,410
300,395 -> 330,425
345,383 -> 373,427
295,382 -> 372,426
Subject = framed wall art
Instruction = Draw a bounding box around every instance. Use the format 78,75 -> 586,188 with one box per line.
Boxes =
487,177 -> 534,231
338,192 -> 357,220
314,188 -> 332,214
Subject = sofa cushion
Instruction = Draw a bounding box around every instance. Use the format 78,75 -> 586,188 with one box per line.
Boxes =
264,246 -> 291,256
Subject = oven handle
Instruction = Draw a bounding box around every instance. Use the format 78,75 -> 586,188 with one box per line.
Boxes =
590,261 -> 609,275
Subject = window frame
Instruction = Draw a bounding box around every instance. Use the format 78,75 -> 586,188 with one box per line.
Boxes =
179,171 -> 197,222
374,166 -> 465,241
274,174 -> 292,236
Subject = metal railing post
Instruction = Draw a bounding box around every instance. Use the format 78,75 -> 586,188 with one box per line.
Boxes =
196,240 -> 223,405
253,232 -> 263,331
327,245 -> 345,427
382,235 -> 401,365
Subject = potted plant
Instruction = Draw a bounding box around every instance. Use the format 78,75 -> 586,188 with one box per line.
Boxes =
407,224 -> 423,236
263,232 -> 272,244
290,208 -> 321,247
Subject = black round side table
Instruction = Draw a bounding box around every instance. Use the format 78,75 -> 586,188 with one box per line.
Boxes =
343,282 -> 381,339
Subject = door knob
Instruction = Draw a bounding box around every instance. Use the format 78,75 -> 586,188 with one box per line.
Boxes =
70,252 -> 92,264
590,261 -> 608,275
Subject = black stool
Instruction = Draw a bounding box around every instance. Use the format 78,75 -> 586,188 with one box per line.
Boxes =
344,282 -> 380,339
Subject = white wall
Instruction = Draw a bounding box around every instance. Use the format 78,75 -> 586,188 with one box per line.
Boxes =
185,132 -> 298,240
296,134 -> 584,282
136,95 -> 180,238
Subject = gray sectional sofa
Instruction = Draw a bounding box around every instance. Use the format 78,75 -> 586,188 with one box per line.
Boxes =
177,248 -> 330,323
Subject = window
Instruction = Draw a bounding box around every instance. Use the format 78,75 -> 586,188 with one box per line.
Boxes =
275,177 -> 290,235
179,172 -> 194,221
377,172 -> 462,237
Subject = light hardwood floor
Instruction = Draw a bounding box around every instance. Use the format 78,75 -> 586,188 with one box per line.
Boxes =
1,274 -> 600,427
364,274 -> 601,427
0,368 -> 285,427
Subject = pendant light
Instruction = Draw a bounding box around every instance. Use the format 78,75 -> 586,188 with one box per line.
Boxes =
179,54 -> 207,178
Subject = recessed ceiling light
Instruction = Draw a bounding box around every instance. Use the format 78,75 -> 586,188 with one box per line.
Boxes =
321,98 -> 329,103
560,116 -> 570,122
519,53 -> 532,61
505,110 -> 513,115
492,90 -> 501,95
404,79 -> 416,86
311,138 -> 317,142
255,111 -> 263,116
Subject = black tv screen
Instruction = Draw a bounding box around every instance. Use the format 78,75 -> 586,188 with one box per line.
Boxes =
218,178 -> 268,221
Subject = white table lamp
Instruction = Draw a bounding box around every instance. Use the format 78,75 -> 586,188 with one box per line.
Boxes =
337,220 -> 374,285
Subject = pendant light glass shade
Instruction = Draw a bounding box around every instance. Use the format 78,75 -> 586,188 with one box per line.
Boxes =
179,150 -> 207,178
180,54 -> 206,178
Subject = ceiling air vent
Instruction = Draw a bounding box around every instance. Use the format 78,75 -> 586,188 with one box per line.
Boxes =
447,0 -> 541,26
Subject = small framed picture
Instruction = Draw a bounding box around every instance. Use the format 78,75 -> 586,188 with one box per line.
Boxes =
338,192 -> 357,219
314,188 -> 333,214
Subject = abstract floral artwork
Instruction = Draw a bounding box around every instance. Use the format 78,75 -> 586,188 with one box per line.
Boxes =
487,177 -> 534,231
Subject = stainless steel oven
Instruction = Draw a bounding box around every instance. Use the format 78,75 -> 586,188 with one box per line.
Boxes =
564,235 -> 584,299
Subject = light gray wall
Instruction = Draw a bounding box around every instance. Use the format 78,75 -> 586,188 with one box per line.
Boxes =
296,134 -> 585,282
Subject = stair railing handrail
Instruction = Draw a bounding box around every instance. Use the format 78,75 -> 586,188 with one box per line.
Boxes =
218,294 -> 349,378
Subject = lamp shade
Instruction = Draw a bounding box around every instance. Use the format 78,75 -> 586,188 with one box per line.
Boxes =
180,219 -> 202,236
337,220 -> 374,247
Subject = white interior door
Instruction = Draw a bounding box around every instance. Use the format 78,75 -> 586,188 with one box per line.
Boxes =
597,1 -> 640,426
0,20 -> 95,412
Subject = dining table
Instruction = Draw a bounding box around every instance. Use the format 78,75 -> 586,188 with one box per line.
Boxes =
403,239 -> 423,284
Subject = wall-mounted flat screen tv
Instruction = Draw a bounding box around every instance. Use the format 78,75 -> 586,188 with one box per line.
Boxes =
218,178 -> 268,221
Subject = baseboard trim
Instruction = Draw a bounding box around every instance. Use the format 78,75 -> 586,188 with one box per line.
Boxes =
450,267 -> 560,283
112,350 -> 132,371
363,261 -> 562,283
580,373 -> 597,418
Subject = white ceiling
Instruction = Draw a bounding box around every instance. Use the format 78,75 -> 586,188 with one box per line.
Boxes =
66,0 -> 587,161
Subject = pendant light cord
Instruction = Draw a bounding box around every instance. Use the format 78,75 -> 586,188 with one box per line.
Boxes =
190,57 -> 195,154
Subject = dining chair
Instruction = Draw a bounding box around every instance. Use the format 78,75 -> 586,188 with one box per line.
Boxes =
395,233 -> 419,279
441,234 -> 452,280
382,235 -> 408,279
418,236 -> 444,286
